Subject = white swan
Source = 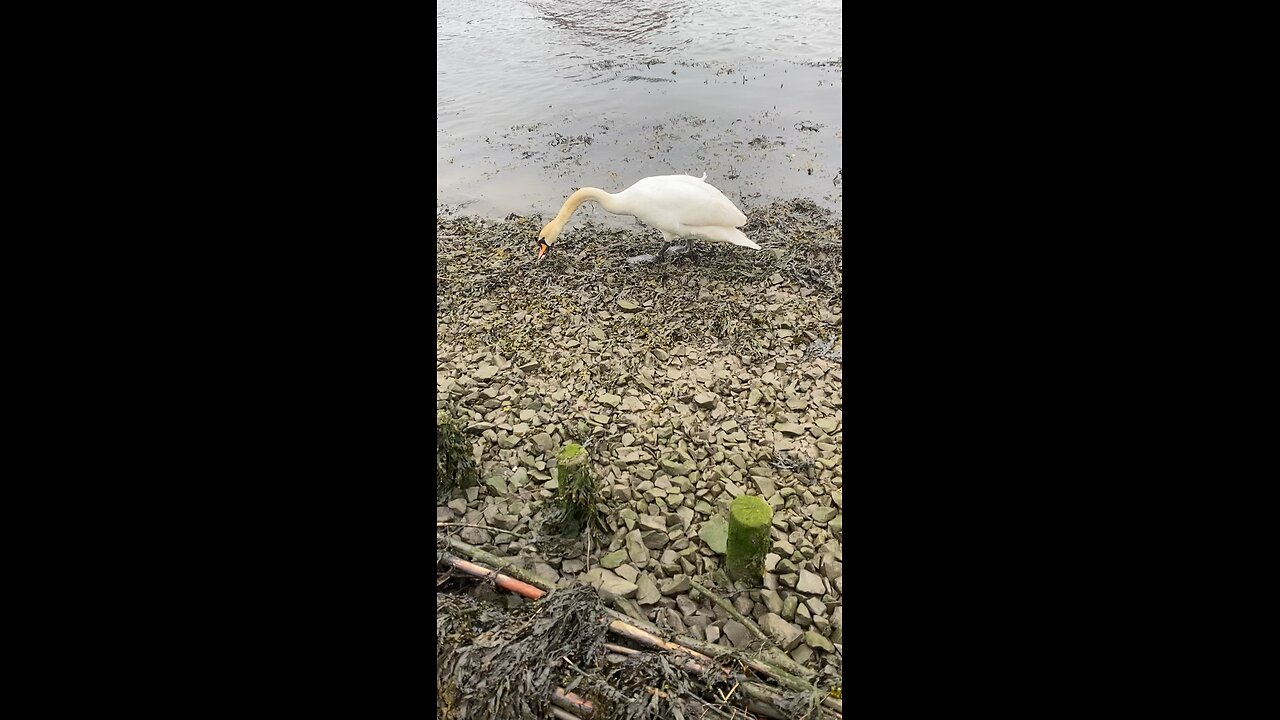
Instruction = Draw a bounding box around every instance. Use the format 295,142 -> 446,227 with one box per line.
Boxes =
536,173 -> 760,261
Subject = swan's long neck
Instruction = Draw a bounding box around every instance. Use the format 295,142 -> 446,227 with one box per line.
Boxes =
553,187 -> 622,224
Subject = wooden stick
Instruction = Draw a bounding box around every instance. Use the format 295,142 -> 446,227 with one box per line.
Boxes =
551,688 -> 593,717
439,553 -> 546,599
437,522 -> 530,540
439,533 -> 555,591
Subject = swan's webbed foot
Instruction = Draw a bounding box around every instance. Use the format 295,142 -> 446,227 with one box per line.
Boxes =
659,244 -> 688,262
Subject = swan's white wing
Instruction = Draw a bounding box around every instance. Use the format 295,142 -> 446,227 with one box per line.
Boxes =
619,175 -> 748,230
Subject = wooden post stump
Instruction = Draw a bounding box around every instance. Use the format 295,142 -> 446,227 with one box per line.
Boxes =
726,495 -> 773,581
554,443 -> 597,531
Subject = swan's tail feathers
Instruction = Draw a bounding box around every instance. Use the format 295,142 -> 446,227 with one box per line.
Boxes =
688,172 -> 707,181
687,225 -> 762,249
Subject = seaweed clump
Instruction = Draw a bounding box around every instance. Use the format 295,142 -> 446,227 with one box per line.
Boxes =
437,584 -> 609,720
437,410 -> 477,497
581,651 -> 712,720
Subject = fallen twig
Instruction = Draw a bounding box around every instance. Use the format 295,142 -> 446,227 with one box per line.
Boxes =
436,521 -> 530,540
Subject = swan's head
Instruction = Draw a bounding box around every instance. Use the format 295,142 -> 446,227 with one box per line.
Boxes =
536,221 -> 561,262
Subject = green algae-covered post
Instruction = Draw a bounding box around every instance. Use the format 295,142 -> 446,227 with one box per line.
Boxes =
437,410 -> 477,496
555,443 -> 596,529
726,495 -> 773,581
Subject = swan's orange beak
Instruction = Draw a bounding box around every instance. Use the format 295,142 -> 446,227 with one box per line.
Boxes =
536,240 -> 549,262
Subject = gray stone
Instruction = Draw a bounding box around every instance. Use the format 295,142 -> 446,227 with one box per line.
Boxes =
617,298 -> 640,311
760,589 -> 784,615
811,506 -> 837,523
598,576 -> 639,602
660,575 -> 692,595
693,393 -> 716,408
618,508 -> 639,531
531,433 -> 556,452
533,563 -> 559,586
615,564 -> 639,583
764,553 -> 781,572
642,530 -> 668,549
639,514 -> 667,532
626,529 -> 648,565
797,569 -> 825,595
780,573 -> 798,588
561,558 -> 585,574
509,467 -> 528,488
706,624 -> 720,644
752,475 -> 776,497
600,549 -> 629,569
775,422 -> 805,436
676,506 -> 695,531
789,643 -> 814,664
781,594 -> 798,620
760,613 -> 803,650
662,609 -> 687,634
635,574 -> 661,605
796,604 -> 811,627
676,595 -> 699,616
815,417 -> 839,433
698,515 -> 728,554
475,365 -> 498,380
805,597 -> 827,617
723,620 -> 753,648
661,459 -> 694,476
598,393 -> 623,408
804,631 -> 835,653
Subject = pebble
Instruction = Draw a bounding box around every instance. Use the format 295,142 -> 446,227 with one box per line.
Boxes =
635,573 -> 660,605
760,612 -> 803,650
598,550 -> 627,571
804,630 -> 835,653
797,569 -> 826,595
659,575 -> 691,595
625,529 -> 648,566
723,620 -> 753,648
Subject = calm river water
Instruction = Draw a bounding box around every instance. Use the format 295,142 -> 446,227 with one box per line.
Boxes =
437,0 -> 842,224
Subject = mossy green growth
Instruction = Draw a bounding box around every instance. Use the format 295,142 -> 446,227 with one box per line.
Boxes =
726,495 -> 773,581
552,443 -> 597,533
436,410 -> 477,499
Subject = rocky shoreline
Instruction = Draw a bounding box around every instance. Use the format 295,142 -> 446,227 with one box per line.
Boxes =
436,199 -> 843,682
